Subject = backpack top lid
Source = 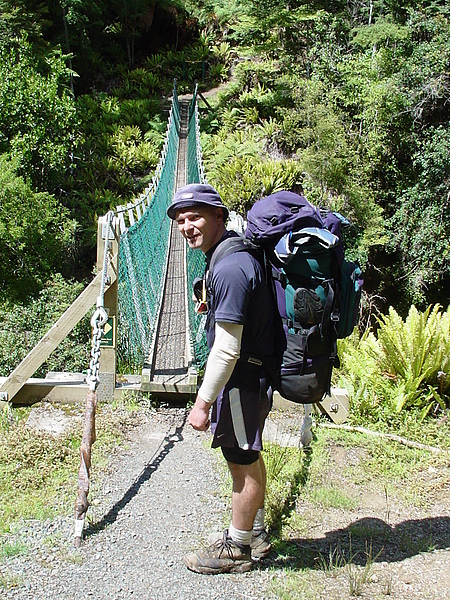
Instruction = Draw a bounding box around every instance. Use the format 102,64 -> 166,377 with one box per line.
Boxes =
274,227 -> 340,265
245,191 -> 324,247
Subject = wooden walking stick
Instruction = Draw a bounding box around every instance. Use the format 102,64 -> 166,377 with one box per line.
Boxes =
74,390 -> 97,547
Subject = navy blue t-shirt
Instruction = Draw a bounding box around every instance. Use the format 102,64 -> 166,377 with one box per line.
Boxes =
205,241 -> 278,390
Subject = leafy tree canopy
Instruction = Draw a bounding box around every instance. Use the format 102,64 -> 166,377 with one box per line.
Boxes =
0,36 -> 78,193
0,154 -> 76,300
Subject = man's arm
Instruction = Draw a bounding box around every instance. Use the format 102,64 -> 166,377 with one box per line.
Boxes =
188,321 -> 243,430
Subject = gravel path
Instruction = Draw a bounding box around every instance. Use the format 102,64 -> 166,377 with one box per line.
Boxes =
2,407 -> 275,600
2,405 -> 449,600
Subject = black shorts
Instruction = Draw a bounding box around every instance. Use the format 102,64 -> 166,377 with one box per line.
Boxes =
221,445 -> 260,465
210,386 -> 272,459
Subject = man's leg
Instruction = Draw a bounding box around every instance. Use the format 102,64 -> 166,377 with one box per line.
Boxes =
227,456 -> 265,532
226,453 -> 271,558
183,451 -> 263,574
183,385 -> 271,574
251,454 -> 271,555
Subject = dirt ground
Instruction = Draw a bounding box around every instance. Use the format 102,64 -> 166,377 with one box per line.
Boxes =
263,408 -> 450,600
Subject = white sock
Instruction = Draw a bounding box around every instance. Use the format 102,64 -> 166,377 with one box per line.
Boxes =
253,507 -> 265,532
229,523 -> 252,547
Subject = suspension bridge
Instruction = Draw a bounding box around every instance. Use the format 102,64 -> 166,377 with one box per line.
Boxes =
0,82 -> 210,408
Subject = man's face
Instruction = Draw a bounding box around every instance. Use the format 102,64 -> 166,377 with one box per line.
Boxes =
175,205 -> 225,253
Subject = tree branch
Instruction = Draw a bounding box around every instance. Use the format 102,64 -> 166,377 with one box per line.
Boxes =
317,422 -> 443,454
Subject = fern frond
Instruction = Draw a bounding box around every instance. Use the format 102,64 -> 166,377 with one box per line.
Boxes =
339,306 -> 450,418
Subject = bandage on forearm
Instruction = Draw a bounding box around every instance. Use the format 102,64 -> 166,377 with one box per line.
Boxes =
198,321 -> 243,404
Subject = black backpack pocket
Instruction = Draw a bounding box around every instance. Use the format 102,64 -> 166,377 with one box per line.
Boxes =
279,330 -> 333,404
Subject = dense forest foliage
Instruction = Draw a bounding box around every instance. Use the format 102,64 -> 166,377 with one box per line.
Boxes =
0,1 -> 449,411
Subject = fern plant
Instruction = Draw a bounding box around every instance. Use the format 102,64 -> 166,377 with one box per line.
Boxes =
339,305 -> 450,420
208,156 -> 304,214
255,117 -> 279,140
209,63 -> 229,83
211,41 -> 232,65
221,107 -> 259,131
186,38 -> 210,63
337,330 -> 388,420
143,53 -> 165,73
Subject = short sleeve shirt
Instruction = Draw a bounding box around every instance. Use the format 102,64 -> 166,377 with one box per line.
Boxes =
205,241 -> 278,389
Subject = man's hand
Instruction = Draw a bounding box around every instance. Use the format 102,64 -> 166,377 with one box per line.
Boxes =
188,395 -> 211,431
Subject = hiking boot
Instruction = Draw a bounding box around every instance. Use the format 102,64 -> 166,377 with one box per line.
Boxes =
207,528 -> 271,559
184,530 -> 252,575
250,528 -> 271,559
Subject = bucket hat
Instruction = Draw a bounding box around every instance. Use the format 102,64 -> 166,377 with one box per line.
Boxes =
167,183 -> 229,220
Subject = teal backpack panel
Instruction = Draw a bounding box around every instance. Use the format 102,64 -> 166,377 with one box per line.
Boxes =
336,260 -> 364,338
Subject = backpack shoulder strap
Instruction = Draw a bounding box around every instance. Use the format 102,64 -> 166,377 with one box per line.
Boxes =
208,234 -> 261,274
207,233 -> 284,393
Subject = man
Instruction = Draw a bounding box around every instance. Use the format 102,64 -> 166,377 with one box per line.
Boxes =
167,183 -> 280,575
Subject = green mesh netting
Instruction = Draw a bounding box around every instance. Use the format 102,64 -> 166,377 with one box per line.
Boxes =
187,84 -> 204,185
185,84 -> 209,368
117,85 -> 180,368
117,82 -> 209,371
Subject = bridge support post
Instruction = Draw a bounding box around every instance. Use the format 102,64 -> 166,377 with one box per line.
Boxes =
96,215 -> 120,401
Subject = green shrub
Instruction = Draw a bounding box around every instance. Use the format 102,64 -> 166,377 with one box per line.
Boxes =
69,93 -> 164,243
221,106 -> 259,131
0,155 -> 76,300
389,126 -> 450,307
376,305 -> 450,415
109,126 -> 159,172
209,63 -> 229,83
208,155 -> 304,214
211,41 -> 233,66
0,38 -> 78,192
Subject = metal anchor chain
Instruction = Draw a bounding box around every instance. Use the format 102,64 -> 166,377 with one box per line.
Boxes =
85,304 -> 109,392
86,209 -> 115,391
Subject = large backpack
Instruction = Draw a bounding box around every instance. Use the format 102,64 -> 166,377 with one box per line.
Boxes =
244,191 -> 363,404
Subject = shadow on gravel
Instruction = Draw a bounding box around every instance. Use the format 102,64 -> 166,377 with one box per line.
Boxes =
261,515 -> 450,572
83,412 -> 187,540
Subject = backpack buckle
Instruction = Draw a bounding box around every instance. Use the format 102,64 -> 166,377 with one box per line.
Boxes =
331,309 -> 340,323
248,356 -> 263,367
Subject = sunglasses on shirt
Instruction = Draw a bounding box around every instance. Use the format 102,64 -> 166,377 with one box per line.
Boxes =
193,277 -> 208,314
